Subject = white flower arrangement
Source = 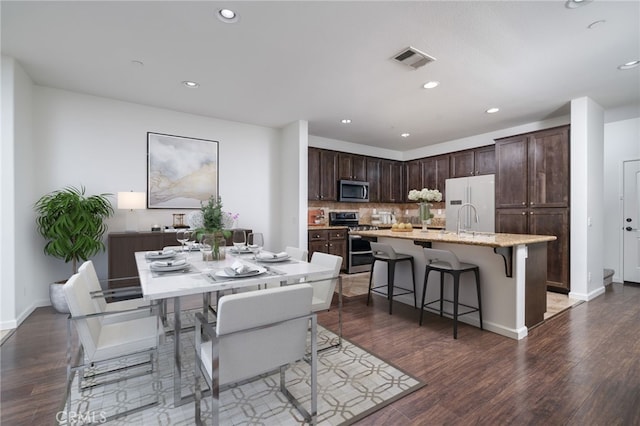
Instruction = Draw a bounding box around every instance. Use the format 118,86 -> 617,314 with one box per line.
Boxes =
408,188 -> 443,203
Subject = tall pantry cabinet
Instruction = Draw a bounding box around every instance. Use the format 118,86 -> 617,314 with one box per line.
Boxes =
495,125 -> 570,293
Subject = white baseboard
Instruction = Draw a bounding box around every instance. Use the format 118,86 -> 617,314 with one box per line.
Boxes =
1,298 -> 51,330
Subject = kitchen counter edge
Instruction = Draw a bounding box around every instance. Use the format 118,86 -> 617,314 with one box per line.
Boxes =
349,229 -> 556,248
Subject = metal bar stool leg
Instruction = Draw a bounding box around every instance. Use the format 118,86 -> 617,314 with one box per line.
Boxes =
474,267 -> 483,330
388,259 -> 396,314
439,272 -> 445,317
367,260 -> 375,306
409,258 -> 417,308
453,272 -> 460,339
419,267 -> 431,326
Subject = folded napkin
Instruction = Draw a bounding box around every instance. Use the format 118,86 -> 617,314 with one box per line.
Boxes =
257,251 -> 288,260
224,261 -> 257,276
146,249 -> 175,257
151,259 -> 187,268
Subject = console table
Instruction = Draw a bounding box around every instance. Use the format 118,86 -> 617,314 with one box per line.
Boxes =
107,230 -> 252,290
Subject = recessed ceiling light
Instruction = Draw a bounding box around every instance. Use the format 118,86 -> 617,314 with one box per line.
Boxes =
587,20 -> 606,29
182,80 -> 200,88
486,107 -> 500,114
341,119 -> 352,124
401,133 -> 411,138
217,8 -> 239,23
618,60 -> 640,70
565,0 -> 592,9
422,81 -> 440,89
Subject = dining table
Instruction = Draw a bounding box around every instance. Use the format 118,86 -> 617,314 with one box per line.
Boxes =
134,246 -> 341,406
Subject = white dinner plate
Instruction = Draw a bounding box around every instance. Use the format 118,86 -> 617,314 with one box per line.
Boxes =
256,254 -> 290,263
214,266 -> 266,278
146,249 -> 176,259
150,261 -> 189,272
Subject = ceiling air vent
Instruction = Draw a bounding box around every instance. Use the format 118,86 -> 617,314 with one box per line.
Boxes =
392,46 -> 436,70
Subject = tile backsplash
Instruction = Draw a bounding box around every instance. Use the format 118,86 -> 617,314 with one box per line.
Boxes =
308,200 -> 446,227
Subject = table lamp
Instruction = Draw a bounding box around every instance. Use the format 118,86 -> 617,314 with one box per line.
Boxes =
117,191 -> 146,232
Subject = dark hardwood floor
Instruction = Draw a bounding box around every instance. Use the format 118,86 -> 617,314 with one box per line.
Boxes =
2,283 -> 639,425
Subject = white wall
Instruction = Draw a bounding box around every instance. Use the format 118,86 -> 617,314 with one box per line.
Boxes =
281,121 -> 309,250
570,97 -> 605,301
603,117 -> 640,282
2,76 -> 295,328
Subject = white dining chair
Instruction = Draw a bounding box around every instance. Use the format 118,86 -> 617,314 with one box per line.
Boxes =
194,283 -> 317,425
285,246 -> 309,261
63,272 -> 164,422
309,252 -> 342,312
78,260 -> 151,323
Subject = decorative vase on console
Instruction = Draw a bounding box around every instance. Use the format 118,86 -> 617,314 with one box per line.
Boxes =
408,188 -> 442,232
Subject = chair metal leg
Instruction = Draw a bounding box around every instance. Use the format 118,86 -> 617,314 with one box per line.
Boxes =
410,258 -> 417,308
366,260 -> 375,306
439,272 -> 445,317
472,268 -> 483,330
388,260 -> 395,315
453,273 -> 460,339
419,268 -> 432,326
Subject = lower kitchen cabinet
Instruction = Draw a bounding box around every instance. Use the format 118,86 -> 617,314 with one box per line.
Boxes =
496,208 -> 569,293
308,228 -> 347,270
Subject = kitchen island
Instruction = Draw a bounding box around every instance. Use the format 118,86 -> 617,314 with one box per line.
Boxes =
349,229 -> 556,340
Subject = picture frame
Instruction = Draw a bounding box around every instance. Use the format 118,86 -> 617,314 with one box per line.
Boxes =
147,132 -> 219,209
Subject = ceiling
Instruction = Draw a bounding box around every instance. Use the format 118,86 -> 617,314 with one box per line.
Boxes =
2,1 -> 639,151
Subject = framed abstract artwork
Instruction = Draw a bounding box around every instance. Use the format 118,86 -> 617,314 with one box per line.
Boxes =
147,132 -> 219,209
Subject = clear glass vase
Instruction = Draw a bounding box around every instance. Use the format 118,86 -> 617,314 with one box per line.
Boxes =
418,202 -> 432,232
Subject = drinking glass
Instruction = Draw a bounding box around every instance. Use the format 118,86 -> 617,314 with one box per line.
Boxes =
232,230 -> 246,254
248,232 -> 264,260
176,230 -> 189,252
200,235 -> 213,263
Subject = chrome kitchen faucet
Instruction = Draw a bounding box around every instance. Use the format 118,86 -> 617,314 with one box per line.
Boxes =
457,203 -> 479,235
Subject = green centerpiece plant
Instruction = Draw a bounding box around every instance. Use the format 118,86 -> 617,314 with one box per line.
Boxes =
195,196 -> 232,260
34,185 -> 114,312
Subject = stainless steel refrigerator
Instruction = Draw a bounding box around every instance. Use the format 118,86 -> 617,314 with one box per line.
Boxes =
445,174 -> 495,233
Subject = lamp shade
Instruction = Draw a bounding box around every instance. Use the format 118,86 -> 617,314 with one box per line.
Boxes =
117,191 -> 146,210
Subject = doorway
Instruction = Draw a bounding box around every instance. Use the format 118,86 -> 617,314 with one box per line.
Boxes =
623,159 -> 640,284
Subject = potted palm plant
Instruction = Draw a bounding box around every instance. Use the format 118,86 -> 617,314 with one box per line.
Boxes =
34,185 -> 114,313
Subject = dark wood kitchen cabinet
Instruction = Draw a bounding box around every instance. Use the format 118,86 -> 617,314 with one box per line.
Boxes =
422,154 -> 450,198
495,125 -> 570,292
308,148 -> 338,201
406,159 -> 423,193
338,153 -> 367,181
495,126 -> 569,209
366,157 -> 381,202
380,159 -> 404,203
307,228 -> 347,270
450,145 -> 495,178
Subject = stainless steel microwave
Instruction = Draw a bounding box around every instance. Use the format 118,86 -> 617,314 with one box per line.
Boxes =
338,180 -> 369,202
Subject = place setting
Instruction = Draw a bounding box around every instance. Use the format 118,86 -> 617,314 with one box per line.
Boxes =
210,260 -> 267,282
254,251 -> 292,263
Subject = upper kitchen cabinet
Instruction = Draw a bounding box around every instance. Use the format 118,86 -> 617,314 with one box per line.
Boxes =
338,153 -> 367,181
380,159 -> 404,203
422,154 -> 450,197
528,126 -> 570,208
406,159 -> 423,192
450,145 -> 495,178
308,148 -> 338,201
366,157 -> 381,203
495,126 -> 569,209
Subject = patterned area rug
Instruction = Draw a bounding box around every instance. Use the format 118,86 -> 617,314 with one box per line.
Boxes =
60,314 -> 424,425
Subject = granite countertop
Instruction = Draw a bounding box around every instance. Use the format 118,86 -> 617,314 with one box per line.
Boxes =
308,225 -> 349,230
348,229 -> 556,248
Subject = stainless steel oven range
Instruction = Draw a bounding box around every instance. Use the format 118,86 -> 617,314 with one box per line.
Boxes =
329,212 -> 378,274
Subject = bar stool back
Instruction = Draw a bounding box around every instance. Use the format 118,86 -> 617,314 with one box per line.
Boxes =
367,242 -> 416,314
420,248 -> 483,339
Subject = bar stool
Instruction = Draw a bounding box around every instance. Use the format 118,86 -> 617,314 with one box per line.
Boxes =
367,242 -> 417,314
420,248 -> 483,339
